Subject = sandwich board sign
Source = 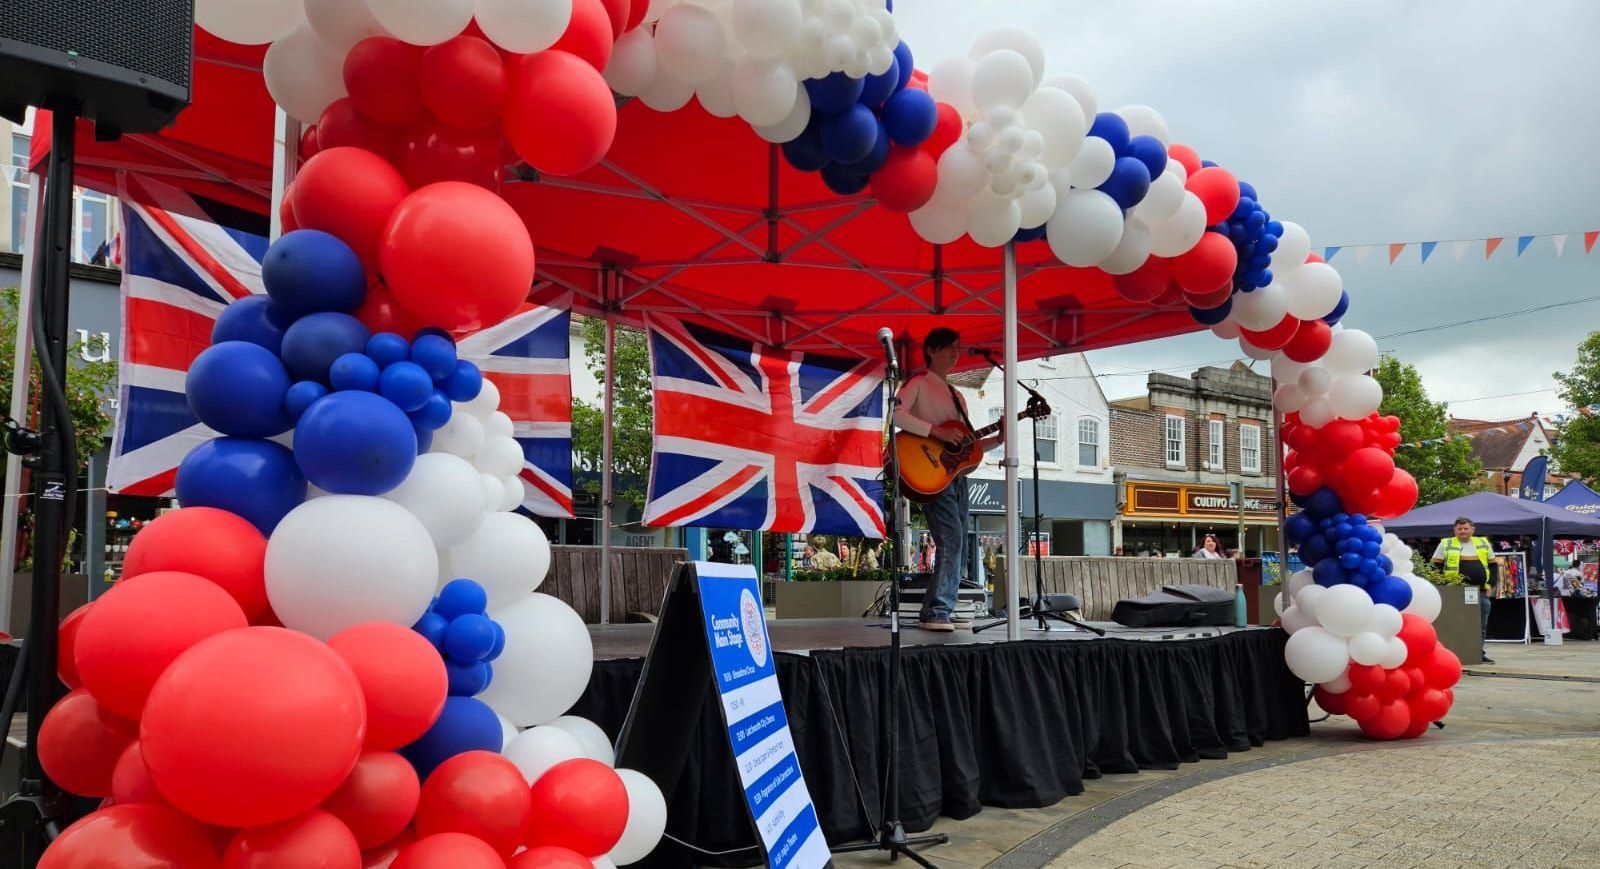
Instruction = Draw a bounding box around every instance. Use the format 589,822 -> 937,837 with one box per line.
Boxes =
616,561 -> 832,868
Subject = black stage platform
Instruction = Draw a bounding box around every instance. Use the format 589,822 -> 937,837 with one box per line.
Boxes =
569,618 -> 1307,868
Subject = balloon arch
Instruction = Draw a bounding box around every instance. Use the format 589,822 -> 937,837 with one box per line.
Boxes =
34,0 -> 1461,865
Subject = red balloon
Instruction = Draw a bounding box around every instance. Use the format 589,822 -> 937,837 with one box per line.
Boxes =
1185,166 -> 1240,226
1152,281 -> 1184,307
1397,614 -> 1438,668
123,506 -> 270,623
598,0 -> 630,37
355,279 -> 428,338
1345,691 -> 1380,722
625,0 -> 650,30
1170,231 -> 1237,294
415,751 -> 531,857
39,689 -> 137,798
1400,710 -> 1432,739
1317,419 -> 1366,458
870,146 -> 936,213
1113,255 -> 1173,303
504,50 -> 617,177
1286,465 -> 1323,498
1377,668 -> 1410,702
380,182 -> 535,332
59,603 -> 91,689
1282,318 -> 1332,363
1166,143 -> 1201,176
1305,251 -> 1324,264
400,122 -> 502,190
40,804 -> 220,869
1284,422 -> 1316,451
509,846 -> 592,869
1312,686 -> 1347,716
299,126 -> 320,162
1182,284 -> 1232,310
316,99 -> 404,166
344,37 -> 426,127
419,37 -> 508,132
1358,699 -> 1411,740
322,751 -> 421,850
140,627 -> 367,828
328,624 -> 447,750
1374,469 -> 1419,520
113,741 -> 170,807
1340,486 -> 1384,517
293,147 -> 411,271
280,189 -> 299,234
1241,315 -> 1301,352
1413,687 -> 1451,723
1426,644 -> 1462,690
1346,663 -> 1385,696
923,102 -> 962,158
1343,447 -> 1396,492
391,833 -> 505,869
225,811 -> 361,869
76,572 -> 248,720
552,0 -> 615,71
525,759 -> 629,857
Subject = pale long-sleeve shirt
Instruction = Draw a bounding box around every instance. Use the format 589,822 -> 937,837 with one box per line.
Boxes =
894,372 -> 968,437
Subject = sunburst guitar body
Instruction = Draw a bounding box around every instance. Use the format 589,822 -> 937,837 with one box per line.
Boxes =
893,405 -> 1046,502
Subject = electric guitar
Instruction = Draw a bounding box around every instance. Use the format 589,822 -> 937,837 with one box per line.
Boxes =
893,403 -> 1050,502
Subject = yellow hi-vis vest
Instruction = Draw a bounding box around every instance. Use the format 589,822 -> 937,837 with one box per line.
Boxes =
1442,536 -> 1491,581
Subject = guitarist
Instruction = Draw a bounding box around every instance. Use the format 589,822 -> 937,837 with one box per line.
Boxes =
894,328 -> 1003,631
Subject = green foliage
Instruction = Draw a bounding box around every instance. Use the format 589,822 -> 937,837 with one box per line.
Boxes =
793,568 -> 892,583
1553,332 -> 1600,483
0,286 -> 119,484
571,316 -> 653,510
1375,356 -> 1482,505
1412,549 -> 1458,586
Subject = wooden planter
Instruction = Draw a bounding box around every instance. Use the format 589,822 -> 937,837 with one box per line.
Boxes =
774,581 -> 885,620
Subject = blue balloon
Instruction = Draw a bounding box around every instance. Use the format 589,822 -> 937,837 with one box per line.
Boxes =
379,361 -> 435,413
1338,551 -> 1362,570
401,696 -> 502,779
329,352 -> 380,392
1239,181 -> 1259,201
781,120 -> 829,172
819,104 -> 879,164
1284,512 -> 1315,543
408,392 -> 453,431
436,578 -> 488,620
176,437 -> 306,535
1267,220 -> 1284,237
411,334 -> 458,381
1323,290 -> 1349,325
880,88 -> 937,147
445,660 -> 491,697
413,612 -> 449,650
444,360 -> 484,403
1201,159 -> 1218,168
843,123 -> 891,175
444,614 -> 499,662
366,332 -> 411,369
1378,555 -> 1394,575
1012,224 -> 1047,243
185,341 -> 293,437
261,229 -> 366,317
1232,197 -> 1256,221
487,622 -> 505,662
820,162 -> 870,195
1370,576 -> 1413,610
1301,533 -> 1332,565
805,71 -> 866,113
1304,487 -> 1343,520
1126,135 -> 1167,180
1188,298 -> 1232,326
1088,112 -> 1131,154
212,295 -> 295,356
294,391 -> 417,495
1099,156 -> 1151,209
1259,234 -> 1279,253
859,57 -> 899,108
280,312 -> 371,383
892,40 -> 914,91
1257,268 -> 1273,286
415,426 -> 433,454
284,380 -> 329,422
1312,557 -> 1346,587
1362,540 -> 1382,559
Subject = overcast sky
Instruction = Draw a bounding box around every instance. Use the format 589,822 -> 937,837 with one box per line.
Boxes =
896,0 -> 1600,421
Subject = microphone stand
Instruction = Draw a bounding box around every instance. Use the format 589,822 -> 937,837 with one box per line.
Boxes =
970,351 -> 1104,637
832,337 -> 945,865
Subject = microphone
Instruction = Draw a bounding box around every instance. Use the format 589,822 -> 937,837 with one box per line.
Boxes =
967,347 -> 995,357
876,327 -> 899,371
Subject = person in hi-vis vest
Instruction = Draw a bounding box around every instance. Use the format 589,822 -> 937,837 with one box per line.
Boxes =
1432,516 -> 1497,664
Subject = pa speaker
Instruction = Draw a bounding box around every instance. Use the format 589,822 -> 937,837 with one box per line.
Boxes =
0,0 -> 194,137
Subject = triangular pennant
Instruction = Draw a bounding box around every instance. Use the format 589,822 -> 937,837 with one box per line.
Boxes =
1516,235 -> 1535,257
1388,242 -> 1407,264
1585,231 -> 1598,254
1485,237 -> 1504,258
1452,240 -> 1470,262
1554,234 -> 1569,257
1354,245 -> 1371,265
1324,246 -> 1341,261
1420,241 -> 1438,263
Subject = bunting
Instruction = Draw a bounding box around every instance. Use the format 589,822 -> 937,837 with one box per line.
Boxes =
1317,229 -> 1600,267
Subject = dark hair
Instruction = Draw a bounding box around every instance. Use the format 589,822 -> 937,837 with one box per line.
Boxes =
1454,517 -> 1474,527
923,327 -> 959,365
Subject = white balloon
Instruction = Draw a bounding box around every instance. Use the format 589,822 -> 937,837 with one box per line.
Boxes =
928,56 -> 977,120
1020,87 -> 1086,171
1392,544 -> 1415,571
196,0 -> 304,44
496,712 -> 519,752
1320,671 -> 1352,693
1146,191 -> 1205,257
473,0 -> 571,52
1117,104 -> 1169,145
1316,584 -> 1375,638
368,0 -> 475,45
732,58 -> 800,127
1271,221 -> 1312,278
1284,262 -> 1343,320
446,512 -> 552,606
1404,577 -> 1443,622
967,122 -> 997,153
265,496 -> 439,640
467,378 -> 502,418
503,724 -> 584,783
1210,319 -> 1242,340
1132,168 -> 1184,223
1324,329 -> 1379,376
1287,568 -> 1314,599
1041,73 -> 1096,119
1230,283 -> 1288,331
432,408 -> 486,459
1284,627 -> 1350,684
1348,631 -> 1388,666
595,857 -> 617,869
695,69 -> 737,118
1097,217 -> 1150,275
1273,592 -> 1285,616
934,146 -> 988,204
1368,603 -> 1404,638
1274,383 -> 1307,413
481,594 -> 593,726
993,126 -> 1026,156
1280,604 -> 1312,634
498,474 -> 526,512
969,27 -> 1045,87
1046,189 -> 1124,267
1239,336 -> 1275,361
262,23 -> 347,124
303,0 -> 385,52
732,0 -> 803,59
1328,374 -> 1383,420
546,715 -> 616,766
752,83 -> 812,143
1295,584 -> 1327,621
606,28 -> 660,97
477,435 -> 526,478
610,769 -> 669,865
1380,636 -> 1409,669
1298,366 -> 1332,396
1066,136 -> 1114,189
908,202 -> 968,244
384,453 -> 488,549
479,474 -> 506,513
1017,179 -> 1058,230
966,190 -> 1021,248
640,73 -> 697,113
1300,397 -> 1335,427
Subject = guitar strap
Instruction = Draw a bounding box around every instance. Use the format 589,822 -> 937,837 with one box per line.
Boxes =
946,382 -> 973,430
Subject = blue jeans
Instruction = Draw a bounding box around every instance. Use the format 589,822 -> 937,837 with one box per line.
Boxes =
1480,589 -> 1492,645
920,476 -> 969,620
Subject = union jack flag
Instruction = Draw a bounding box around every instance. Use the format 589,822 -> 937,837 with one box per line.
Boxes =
642,315 -> 886,538
108,175 -> 575,517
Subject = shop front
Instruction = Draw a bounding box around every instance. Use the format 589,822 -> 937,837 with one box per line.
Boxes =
1117,480 -> 1281,558
966,476 -> 1117,587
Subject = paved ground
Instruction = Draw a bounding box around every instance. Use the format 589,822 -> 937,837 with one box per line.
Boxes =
835,640 -> 1600,869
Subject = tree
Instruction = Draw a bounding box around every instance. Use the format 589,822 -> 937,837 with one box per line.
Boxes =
1553,331 -> 1600,483
1374,356 -> 1482,505
570,316 -> 653,510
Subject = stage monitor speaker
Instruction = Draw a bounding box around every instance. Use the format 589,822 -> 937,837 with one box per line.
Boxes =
0,0 -> 194,136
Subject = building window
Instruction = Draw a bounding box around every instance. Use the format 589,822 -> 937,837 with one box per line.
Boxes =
1036,413 -> 1057,463
76,186 -> 110,264
1241,423 -> 1262,474
1077,417 -> 1100,467
1165,416 -> 1185,468
986,406 -> 1003,457
1208,419 -> 1224,470
8,133 -> 29,255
